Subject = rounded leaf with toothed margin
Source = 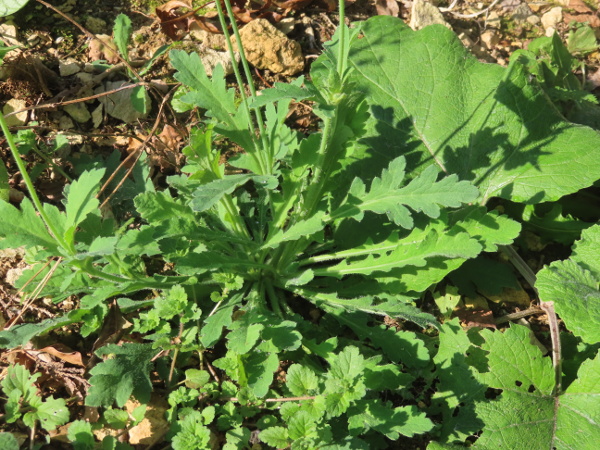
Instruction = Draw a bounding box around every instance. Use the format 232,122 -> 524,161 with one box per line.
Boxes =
328,16 -> 600,204
0,0 -> 29,17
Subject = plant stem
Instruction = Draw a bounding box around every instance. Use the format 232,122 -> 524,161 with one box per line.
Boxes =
540,300 -> 562,396
0,110 -> 68,250
214,0 -> 270,175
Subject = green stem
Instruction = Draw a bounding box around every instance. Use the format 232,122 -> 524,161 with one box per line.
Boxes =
0,111 -> 68,250
214,0 -> 269,175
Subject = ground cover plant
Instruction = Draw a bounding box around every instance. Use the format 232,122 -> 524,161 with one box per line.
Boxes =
0,0 -> 599,448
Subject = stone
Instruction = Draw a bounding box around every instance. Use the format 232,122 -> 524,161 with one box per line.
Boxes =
512,4 -> 534,23
3,99 -> 27,126
64,103 -> 91,123
541,7 -> 562,30
58,114 -> 75,130
486,11 -> 501,28
59,58 -> 81,76
410,0 -> 451,30
527,15 -> 541,25
480,30 -> 500,49
189,27 -> 226,50
233,19 -> 304,76
198,47 -> 239,77
0,22 -> 21,47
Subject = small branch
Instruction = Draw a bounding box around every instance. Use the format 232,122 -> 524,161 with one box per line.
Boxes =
226,396 -> 316,403
540,301 -> 562,396
495,307 -> 544,325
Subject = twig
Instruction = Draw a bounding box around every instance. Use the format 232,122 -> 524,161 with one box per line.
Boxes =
540,301 -> 562,395
226,395 -> 316,403
98,85 -> 176,208
495,306 -> 545,325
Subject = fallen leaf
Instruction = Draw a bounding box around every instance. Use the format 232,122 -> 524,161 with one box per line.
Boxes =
36,345 -> 85,367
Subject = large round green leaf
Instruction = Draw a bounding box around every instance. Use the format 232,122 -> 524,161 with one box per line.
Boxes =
0,0 -> 30,17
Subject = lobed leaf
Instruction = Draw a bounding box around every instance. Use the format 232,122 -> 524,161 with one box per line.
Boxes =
331,156 -> 478,228
536,259 -> 600,344
337,16 -> 600,204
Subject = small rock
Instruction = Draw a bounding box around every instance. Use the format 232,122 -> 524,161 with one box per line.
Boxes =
27,33 -> 40,46
3,99 -> 28,126
64,103 -> 91,123
59,58 -> 81,76
410,0 -> 452,30
527,15 -> 541,25
276,18 -> 296,35
85,16 -> 107,35
233,19 -> 304,76
89,34 -> 119,64
190,27 -> 226,50
541,7 -> 562,30
480,30 -> 500,49
486,11 -> 501,28
96,81 -> 150,123
512,4 -> 534,23
6,267 -> 26,286
545,26 -> 556,37
198,48 -> 239,77
0,22 -> 21,47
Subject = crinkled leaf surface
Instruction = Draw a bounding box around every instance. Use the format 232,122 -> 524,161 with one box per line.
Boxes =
537,259 -> 600,344
86,343 -> 154,407
341,16 -> 600,204
0,198 -> 57,250
474,326 -> 600,448
0,0 -> 29,17
572,224 -> 600,279
331,156 -> 478,228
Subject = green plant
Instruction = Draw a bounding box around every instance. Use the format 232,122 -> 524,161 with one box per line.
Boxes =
1,2 -> 599,448
1,364 -> 69,443
515,30 -> 600,129
0,0 -> 29,17
111,13 -> 170,114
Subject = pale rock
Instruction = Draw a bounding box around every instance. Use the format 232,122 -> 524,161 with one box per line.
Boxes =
64,103 -> 91,123
190,27 -> 226,50
0,22 -> 21,47
512,4 -> 534,23
96,80 -> 150,123
541,7 -> 562,30
527,15 -> 541,25
3,99 -> 27,126
85,16 -> 107,35
458,32 -> 475,48
410,0 -> 451,30
233,19 -> 304,76
198,47 -> 239,76
486,11 -> 501,28
545,26 -> 556,37
6,267 -> 25,287
276,18 -> 296,35
480,30 -> 500,49
59,58 -> 81,76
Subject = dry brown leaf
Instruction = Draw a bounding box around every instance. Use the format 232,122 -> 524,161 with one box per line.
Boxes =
375,0 -> 399,17
88,35 -> 119,64
156,1 -> 198,40
563,12 -> 600,28
36,345 -> 85,367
